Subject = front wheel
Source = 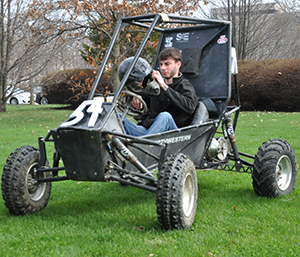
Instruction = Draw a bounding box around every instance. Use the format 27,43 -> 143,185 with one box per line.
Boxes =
1,146 -> 52,215
156,153 -> 198,230
252,139 -> 297,197
10,97 -> 18,105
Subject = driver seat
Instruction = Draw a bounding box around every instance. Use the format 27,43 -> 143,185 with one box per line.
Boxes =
190,97 -> 220,125
190,101 -> 209,125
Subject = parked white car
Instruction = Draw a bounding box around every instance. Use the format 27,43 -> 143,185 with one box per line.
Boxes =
6,90 -> 36,105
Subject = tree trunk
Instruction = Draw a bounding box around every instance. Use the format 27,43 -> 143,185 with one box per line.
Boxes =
29,77 -> 35,105
0,97 -> 6,112
0,71 -> 7,112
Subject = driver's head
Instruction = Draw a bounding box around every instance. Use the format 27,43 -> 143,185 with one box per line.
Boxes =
157,47 -> 182,79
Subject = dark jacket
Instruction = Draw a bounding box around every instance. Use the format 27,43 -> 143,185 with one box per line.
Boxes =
142,73 -> 198,129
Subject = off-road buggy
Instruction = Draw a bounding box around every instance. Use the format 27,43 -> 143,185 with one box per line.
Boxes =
2,14 -> 297,230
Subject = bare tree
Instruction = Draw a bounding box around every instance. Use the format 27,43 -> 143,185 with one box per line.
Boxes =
196,0 -> 300,60
0,0 -> 70,112
281,0 -> 300,20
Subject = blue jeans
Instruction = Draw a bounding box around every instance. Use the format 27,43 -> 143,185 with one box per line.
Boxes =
123,111 -> 178,136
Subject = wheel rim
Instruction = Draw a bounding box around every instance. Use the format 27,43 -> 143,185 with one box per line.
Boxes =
26,162 -> 47,201
11,98 -> 18,105
40,97 -> 48,105
276,155 -> 292,191
217,137 -> 228,161
182,173 -> 195,217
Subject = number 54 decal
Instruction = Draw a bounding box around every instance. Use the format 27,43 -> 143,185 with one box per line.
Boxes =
60,100 -> 103,128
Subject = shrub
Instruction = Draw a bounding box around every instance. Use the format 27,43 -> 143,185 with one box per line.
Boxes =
232,58 -> 300,112
40,69 -> 113,108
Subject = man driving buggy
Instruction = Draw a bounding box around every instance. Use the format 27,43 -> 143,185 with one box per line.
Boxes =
118,47 -> 198,136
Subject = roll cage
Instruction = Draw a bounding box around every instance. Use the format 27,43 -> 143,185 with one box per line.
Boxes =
38,14 -> 251,183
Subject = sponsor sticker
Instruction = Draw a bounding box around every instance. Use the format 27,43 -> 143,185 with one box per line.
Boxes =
217,35 -> 228,44
165,37 -> 173,47
176,32 -> 190,42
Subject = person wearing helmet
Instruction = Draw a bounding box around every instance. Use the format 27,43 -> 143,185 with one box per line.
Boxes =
120,47 -> 198,136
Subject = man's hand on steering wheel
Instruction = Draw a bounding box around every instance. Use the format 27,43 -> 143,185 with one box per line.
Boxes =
117,91 -> 148,119
132,96 -> 143,110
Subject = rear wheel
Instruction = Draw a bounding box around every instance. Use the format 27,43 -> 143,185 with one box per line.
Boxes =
1,146 -> 52,215
252,139 -> 297,197
40,96 -> 49,105
156,153 -> 198,230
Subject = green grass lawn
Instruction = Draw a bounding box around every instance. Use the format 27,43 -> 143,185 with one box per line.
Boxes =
0,105 -> 299,256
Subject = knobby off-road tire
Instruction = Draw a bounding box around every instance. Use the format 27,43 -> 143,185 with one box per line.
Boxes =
252,139 -> 297,197
156,153 -> 198,230
1,146 -> 52,215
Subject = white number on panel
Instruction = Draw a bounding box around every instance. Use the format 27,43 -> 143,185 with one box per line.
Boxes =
60,100 -> 103,127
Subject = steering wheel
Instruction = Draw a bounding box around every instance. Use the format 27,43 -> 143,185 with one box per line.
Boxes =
116,90 -> 148,118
